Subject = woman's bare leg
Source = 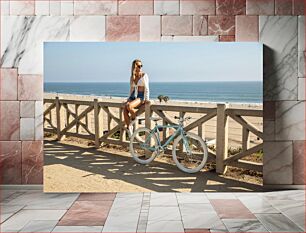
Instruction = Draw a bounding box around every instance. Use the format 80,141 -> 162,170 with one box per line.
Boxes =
127,98 -> 142,120
123,104 -> 131,126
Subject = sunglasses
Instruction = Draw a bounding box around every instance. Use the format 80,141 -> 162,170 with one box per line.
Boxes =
136,64 -> 143,68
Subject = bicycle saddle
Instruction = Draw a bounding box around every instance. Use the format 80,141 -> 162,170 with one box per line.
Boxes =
150,116 -> 162,122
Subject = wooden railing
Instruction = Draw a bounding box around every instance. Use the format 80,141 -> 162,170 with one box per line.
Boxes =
44,97 -> 263,174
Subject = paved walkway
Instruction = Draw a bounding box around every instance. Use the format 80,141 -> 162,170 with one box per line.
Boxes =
1,188 -> 304,232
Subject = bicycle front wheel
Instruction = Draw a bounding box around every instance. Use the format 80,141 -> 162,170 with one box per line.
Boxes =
129,127 -> 159,164
172,132 -> 208,173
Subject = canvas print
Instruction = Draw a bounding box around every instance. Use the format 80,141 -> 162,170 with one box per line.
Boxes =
43,42 -> 263,192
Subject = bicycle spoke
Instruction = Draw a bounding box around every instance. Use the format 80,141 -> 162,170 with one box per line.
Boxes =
173,132 -> 208,173
130,127 -> 159,164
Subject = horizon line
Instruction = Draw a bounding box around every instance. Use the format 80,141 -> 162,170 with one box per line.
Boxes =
44,80 -> 263,83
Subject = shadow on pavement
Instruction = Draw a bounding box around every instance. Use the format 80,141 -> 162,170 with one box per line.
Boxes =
44,138 -> 264,192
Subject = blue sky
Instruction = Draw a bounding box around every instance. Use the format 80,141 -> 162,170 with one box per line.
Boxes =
44,42 -> 263,83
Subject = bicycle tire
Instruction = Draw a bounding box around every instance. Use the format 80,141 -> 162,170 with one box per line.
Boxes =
129,127 -> 159,164
172,132 -> 208,173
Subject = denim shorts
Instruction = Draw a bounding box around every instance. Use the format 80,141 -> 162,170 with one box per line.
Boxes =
128,91 -> 144,101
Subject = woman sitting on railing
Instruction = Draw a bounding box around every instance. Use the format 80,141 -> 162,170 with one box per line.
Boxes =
124,59 -> 150,134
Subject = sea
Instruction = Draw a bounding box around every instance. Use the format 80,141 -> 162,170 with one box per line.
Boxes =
44,81 -> 262,104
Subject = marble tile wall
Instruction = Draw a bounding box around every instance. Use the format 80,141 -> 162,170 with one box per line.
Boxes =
260,16 -> 298,101
0,0 -> 305,185
0,68 -> 43,184
259,14 -> 305,185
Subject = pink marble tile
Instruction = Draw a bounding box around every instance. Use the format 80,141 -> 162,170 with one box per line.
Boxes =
236,15 -> 258,41
210,199 -> 256,219
20,101 -> 35,118
58,201 -> 113,226
162,16 -> 192,36
216,0 -> 246,15
180,0 -> 215,15
119,0 -> 153,15
293,140 -> 305,184
185,230 -> 210,233
0,101 -> 20,141
219,35 -> 235,41
0,141 -> 22,184
106,16 -> 140,41
0,68 -> 18,100
74,0 -> 117,15
275,0 -> 293,15
193,16 -> 208,36
208,16 -> 235,36
18,75 -> 43,101
293,0 -> 305,15
264,101 -> 275,121
246,0 -> 274,15
77,193 -> 116,201
22,141 -> 43,184
10,0 -> 35,15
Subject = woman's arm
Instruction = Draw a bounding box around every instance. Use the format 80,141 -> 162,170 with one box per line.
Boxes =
143,73 -> 150,101
129,81 -> 134,96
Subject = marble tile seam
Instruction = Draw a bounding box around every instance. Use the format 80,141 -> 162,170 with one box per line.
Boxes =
255,213 -> 305,232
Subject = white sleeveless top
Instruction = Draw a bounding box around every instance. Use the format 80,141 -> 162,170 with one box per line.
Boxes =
137,76 -> 145,87
130,73 -> 150,100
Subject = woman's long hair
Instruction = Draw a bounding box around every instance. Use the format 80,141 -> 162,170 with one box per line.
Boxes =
130,59 -> 142,86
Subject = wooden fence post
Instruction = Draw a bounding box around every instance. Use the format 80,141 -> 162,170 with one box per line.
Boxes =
108,113 -> 112,132
94,99 -> 100,148
145,102 -> 152,130
145,103 -> 152,157
119,106 -> 124,142
162,119 -> 167,142
99,104 -> 104,143
55,97 -> 61,140
198,124 -> 203,139
75,104 -> 80,133
242,127 -> 250,152
216,103 -> 229,174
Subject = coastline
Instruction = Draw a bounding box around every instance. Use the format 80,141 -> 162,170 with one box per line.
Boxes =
44,92 -> 263,109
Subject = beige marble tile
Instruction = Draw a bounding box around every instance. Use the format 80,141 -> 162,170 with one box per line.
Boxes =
263,141 -> 293,184
140,16 -> 160,41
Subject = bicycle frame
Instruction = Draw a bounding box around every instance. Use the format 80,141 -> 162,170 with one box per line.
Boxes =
142,123 -> 188,152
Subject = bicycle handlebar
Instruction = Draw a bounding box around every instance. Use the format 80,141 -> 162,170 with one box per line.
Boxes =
174,116 -> 192,121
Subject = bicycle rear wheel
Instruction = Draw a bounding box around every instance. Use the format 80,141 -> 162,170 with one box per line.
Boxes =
172,132 -> 208,173
129,127 -> 159,164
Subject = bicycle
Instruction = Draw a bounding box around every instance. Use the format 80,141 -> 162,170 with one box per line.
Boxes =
129,116 -> 208,173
